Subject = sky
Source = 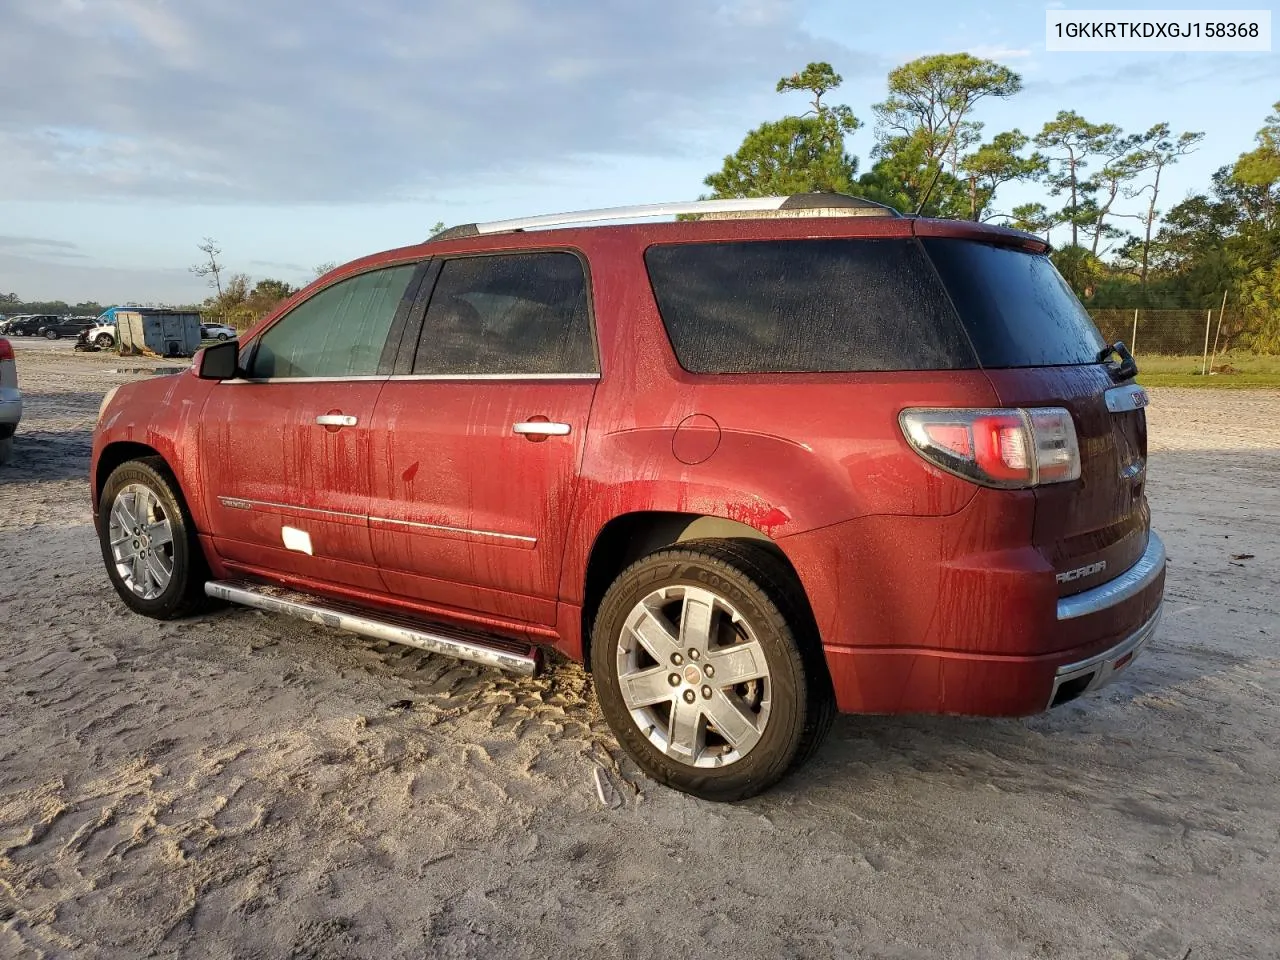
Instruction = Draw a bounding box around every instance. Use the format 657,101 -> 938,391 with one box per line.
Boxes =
0,0 -> 1274,305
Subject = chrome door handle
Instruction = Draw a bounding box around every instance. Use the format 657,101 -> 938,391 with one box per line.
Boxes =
316,414 -> 358,427
513,421 -> 571,437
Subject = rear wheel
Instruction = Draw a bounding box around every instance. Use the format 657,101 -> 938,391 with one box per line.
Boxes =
95,334 -> 115,348
216,332 -> 230,341
43,329 -> 58,340
98,458 -> 210,619
591,540 -> 833,801
0,435 -> 12,466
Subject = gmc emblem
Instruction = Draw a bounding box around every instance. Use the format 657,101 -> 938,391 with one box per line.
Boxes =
1057,561 -> 1107,583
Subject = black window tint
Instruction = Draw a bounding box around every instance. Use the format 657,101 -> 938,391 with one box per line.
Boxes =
248,264 -> 416,378
644,239 -> 975,373
413,253 -> 595,375
922,239 -> 1106,368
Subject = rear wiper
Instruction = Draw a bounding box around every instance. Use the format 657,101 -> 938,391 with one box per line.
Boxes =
1097,341 -> 1139,382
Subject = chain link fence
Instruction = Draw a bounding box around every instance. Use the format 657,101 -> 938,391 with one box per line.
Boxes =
1089,309 -> 1250,356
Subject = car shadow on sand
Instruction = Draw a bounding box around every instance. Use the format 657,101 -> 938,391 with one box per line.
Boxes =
0,427 -> 94,484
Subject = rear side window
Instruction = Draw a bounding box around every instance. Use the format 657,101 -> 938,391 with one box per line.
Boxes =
248,264 -> 417,378
413,252 -> 595,375
644,239 -> 976,374
922,239 -> 1106,367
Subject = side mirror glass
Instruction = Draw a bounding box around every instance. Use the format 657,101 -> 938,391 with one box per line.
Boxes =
195,339 -> 239,380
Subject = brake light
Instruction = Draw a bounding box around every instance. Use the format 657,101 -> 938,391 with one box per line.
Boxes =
900,407 -> 1080,488
0,338 -> 12,361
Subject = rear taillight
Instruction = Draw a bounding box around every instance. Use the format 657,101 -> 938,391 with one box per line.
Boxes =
0,338 -> 12,361
900,407 -> 1080,489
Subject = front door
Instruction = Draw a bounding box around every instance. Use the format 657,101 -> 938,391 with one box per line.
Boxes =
367,250 -> 599,624
201,262 -> 423,592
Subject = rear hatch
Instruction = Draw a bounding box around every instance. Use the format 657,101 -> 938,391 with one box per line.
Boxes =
921,237 -> 1150,597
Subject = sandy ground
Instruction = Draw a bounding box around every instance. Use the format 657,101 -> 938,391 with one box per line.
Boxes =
0,336 -> 1277,960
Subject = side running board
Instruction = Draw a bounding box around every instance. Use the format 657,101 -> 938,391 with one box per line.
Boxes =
205,579 -> 541,676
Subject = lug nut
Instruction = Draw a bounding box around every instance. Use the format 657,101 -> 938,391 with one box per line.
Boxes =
671,653 -> 684,666
704,664 -> 714,678
668,673 -> 681,687
687,648 -> 700,661
701,685 -> 712,699
683,690 -> 696,704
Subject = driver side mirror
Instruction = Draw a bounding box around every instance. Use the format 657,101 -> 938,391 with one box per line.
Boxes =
195,339 -> 239,380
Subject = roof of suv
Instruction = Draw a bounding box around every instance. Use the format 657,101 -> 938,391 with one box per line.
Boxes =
312,193 -> 1050,293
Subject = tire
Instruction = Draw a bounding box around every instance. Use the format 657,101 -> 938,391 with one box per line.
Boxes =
98,457 -> 211,619
216,332 -> 230,341
44,329 -> 59,340
95,334 -> 115,348
590,539 -> 834,802
0,435 -> 12,466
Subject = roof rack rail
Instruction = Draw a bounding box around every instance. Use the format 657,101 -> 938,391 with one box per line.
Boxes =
428,192 -> 899,241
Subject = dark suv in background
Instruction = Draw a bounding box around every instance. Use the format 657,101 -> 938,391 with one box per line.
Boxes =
90,193 -> 1165,800
5,315 -> 59,336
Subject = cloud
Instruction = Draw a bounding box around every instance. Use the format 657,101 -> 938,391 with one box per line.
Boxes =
0,251 -> 203,304
0,235 -> 89,259
967,45 -> 1034,61
0,0 -> 861,204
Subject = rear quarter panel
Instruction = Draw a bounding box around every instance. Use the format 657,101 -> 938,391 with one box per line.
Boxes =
557,229 -> 1003,609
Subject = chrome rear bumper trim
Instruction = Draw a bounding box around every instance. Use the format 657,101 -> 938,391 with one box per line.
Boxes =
1057,531 -> 1166,621
1048,606 -> 1161,707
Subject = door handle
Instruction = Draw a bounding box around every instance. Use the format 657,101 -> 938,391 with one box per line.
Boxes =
513,421 -> 571,437
316,414 -> 358,427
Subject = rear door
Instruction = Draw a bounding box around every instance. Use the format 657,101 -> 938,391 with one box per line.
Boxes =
922,238 -> 1150,597
366,250 -> 598,625
200,262 -> 424,592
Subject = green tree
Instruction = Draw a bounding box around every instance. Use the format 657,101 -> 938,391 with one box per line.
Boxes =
959,130 -> 1045,221
1124,124 -> 1205,286
703,62 -> 860,199
1081,130 -> 1148,255
1052,245 -> 1106,299
870,53 -> 1021,215
1010,202 -> 1057,240
1034,111 -> 1121,247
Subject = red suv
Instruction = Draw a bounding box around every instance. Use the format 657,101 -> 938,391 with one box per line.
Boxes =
91,194 -> 1165,800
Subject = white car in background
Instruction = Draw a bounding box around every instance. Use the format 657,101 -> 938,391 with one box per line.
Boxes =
200,322 -> 237,341
86,321 -> 118,349
0,337 -> 22,465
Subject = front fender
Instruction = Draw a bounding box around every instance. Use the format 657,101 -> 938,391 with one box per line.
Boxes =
92,370 -> 217,530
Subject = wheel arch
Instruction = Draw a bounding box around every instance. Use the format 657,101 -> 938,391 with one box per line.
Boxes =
94,441 -> 171,508
579,511 -> 811,666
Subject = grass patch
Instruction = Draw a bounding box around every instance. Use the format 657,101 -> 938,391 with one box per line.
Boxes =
1136,352 -> 1280,390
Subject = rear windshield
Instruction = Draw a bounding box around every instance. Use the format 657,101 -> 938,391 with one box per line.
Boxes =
644,239 -> 976,373
921,238 -> 1106,367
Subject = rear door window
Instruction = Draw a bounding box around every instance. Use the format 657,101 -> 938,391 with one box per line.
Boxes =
248,264 -> 418,379
412,252 -> 596,375
921,239 -> 1106,367
644,239 -> 976,373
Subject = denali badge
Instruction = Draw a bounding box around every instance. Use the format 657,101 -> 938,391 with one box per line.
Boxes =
1057,561 -> 1107,583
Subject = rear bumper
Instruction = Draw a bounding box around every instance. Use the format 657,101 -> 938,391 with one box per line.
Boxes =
1057,532 -> 1166,620
0,395 -> 22,426
779,504 -> 1167,716
1048,605 -> 1161,708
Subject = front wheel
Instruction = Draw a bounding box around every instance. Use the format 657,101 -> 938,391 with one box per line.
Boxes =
43,329 -> 59,340
98,458 -> 211,619
591,540 -> 834,801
